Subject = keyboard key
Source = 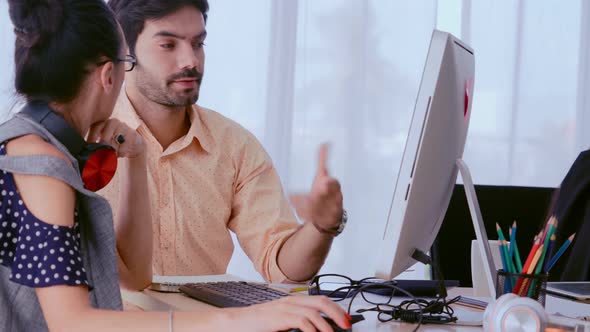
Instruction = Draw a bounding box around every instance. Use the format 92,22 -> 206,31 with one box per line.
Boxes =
179,281 -> 290,308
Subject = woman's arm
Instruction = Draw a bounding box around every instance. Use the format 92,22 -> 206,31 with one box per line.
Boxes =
8,136 -> 220,331
35,286 -> 351,332
89,119 -> 153,290
111,153 -> 152,290
8,136 -> 350,332
36,286 -> 226,332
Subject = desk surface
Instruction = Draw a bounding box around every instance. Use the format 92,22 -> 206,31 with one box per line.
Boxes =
122,275 -> 590,331
122,275 -> 485,331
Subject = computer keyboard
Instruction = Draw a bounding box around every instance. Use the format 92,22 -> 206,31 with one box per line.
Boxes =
179,281 -> 289,307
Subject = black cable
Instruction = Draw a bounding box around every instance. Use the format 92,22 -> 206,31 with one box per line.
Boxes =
346,283 -> 423,332
309,265 -> 459,330
345,283 -> 459,331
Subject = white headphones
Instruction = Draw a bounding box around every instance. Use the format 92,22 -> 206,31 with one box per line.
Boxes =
483,293 -> 548,332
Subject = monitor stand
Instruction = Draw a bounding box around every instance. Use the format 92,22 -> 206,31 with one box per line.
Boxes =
456,159 -> 497,298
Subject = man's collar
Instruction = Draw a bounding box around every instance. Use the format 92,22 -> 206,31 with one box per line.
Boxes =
186,104 -> 213,153
114,90 -> 142,131
115,90 -> 213,153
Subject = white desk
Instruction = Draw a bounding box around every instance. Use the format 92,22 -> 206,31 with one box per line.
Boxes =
122,275 -> 485,331
121,275 -> 590,331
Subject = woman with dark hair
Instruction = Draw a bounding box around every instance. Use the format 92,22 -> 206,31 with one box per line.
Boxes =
0,1 -> 350,331
543,152 -> 590,281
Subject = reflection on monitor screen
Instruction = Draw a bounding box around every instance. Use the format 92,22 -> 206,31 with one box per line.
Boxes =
375,30 -> 475,281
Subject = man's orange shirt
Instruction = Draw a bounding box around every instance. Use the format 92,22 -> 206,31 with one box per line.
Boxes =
101,92 -> 300,282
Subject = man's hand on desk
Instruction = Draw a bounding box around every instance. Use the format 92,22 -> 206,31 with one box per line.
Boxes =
290,144 -> 344,236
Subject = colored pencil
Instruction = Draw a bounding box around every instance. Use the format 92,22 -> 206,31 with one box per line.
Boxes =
504,240 -> 518,289
520,235 -> 539,273
508,240 -> 520,288
512,236 -> 540,294
536,219 -> 556,274
496,223 -> 509,268
528,244 -> 544,273
528,219 -> 556,297
546,233 -> 576,272
519,244 -> 544,295
503,240 -> 516,273
496,223 -> 507,241
498,239 -> 508,271
512,221 -> 523,272
518,244 -> 543,296
509,223 -> 516,258
541,216 -> 556,245
542,234 -> 556,273
498,240 -> 511,293
542,218 -> 559,272
496,223 -> 514,276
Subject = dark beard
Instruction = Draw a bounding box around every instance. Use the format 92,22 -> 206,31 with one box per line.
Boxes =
136,66 -> 203,107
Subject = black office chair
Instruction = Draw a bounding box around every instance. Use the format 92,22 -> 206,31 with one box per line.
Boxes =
431,184 -> 556,287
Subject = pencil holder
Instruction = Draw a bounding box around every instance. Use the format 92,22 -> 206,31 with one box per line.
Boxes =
496,269 -> 548,307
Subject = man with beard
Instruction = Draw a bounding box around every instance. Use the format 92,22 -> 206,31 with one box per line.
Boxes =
103,0 -> 347,288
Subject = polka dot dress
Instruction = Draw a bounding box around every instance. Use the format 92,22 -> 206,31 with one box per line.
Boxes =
0,143 -> 88,288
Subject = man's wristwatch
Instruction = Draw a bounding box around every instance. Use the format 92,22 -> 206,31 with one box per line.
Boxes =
314,209 -> 348,237
334,209 -> 348,236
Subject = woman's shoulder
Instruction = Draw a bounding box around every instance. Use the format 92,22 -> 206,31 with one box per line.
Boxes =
5,134 -> 70,162
3,135 -> 76,228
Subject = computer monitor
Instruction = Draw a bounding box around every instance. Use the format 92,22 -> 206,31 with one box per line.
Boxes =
375,30 -> 475,280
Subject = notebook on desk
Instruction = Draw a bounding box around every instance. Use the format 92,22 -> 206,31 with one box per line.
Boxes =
149,274 -> 243,293
546,282 -> 590,303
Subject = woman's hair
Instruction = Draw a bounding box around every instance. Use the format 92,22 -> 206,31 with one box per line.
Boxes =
8,0 -> 123,103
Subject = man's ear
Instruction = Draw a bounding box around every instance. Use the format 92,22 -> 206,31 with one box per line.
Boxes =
98,61 -> 115,94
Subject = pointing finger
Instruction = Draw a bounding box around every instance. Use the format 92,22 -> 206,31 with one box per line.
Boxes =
317,143 -> 329,177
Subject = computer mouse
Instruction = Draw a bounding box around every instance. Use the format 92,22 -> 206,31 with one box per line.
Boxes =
284,314 -> 364,332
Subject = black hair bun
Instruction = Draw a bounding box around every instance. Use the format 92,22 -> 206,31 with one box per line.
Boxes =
9,0 -> 64,48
